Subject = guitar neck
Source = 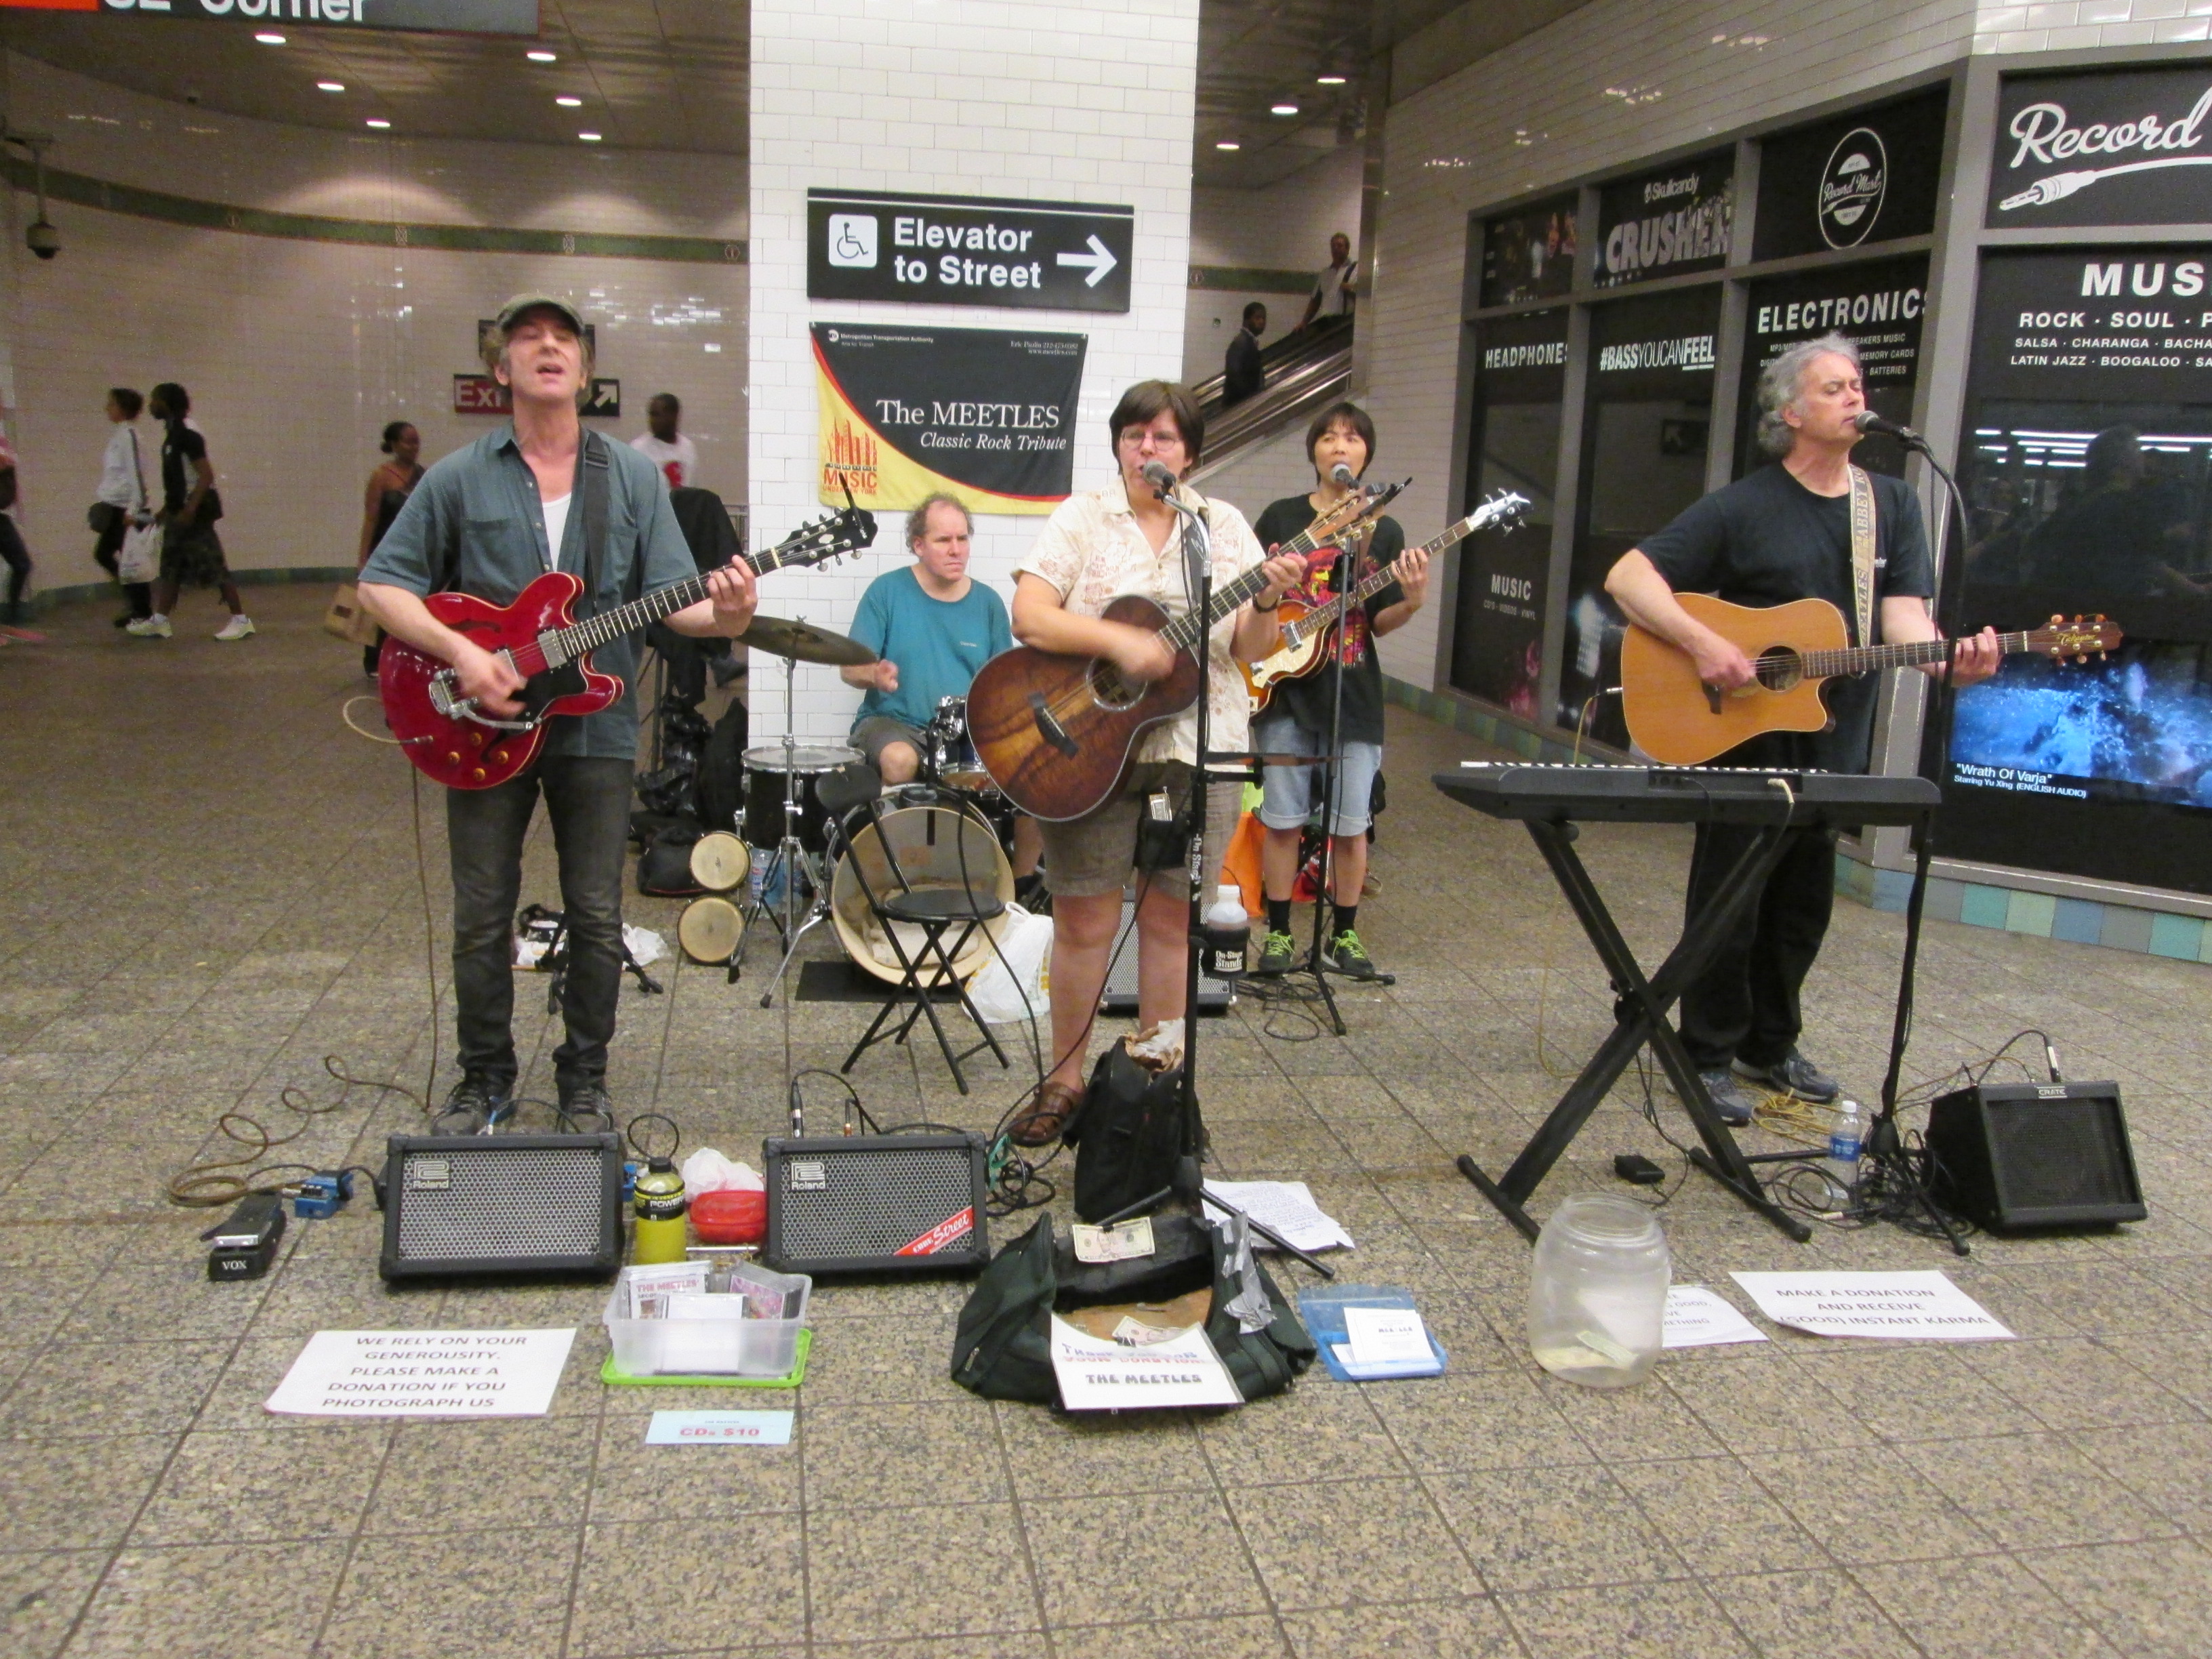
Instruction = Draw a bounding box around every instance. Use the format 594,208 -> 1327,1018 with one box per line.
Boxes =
1153,510 -> 1351,655
1296,515 -> 1479,634
541,538 -> 807,666
1799,630 -> 2038,680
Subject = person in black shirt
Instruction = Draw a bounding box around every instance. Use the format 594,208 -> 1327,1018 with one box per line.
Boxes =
125,383 -> 253,640
1249,401 -> 1431,980
1605,332 -> 1998,1124
1222,302 -> 1266,406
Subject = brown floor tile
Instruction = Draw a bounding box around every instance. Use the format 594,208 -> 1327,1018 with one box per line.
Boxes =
1054,1615 -> 1291,1658
1365,1366 -> 1594,1472
1497,1580 -> 1755,1658
1227,1476 -> 1483,1610
0,1549 -> 107,1659
361,1415 -> 598,1534
1023,1488 -> 1271,1627
1952,1335 -> 2200,1431
1610,1456 -> 1828,1574
1428,1464 -> 1687,1593
2066,1420 -> 2212,1530
1864,1553 -> 2110,1659
0,1338 -> 229,1439
1281,1597 -> 1521,1658
0,1434 -> 177,1553
1196,1378 -> 1407,1486
1703,1568 -> 1921,1659
804,1502 -> 1038,1643
1902,1432 -> 2182,1550
1740,1443 -> 1997,1565
569,1519 -> 806,1654
800,1399 -> 1009,1508
586,1412 -> 802,1522
132,1424 -> 390,1545
69,1540 -> 349,1659
992,1399 -> 1212,1499
321,1527 -> 577,1659
2018,1536 -> 2212,1658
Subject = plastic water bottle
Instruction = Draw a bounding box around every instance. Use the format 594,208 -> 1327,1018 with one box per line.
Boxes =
631,1157 -> 689,1265
1202,884 -> 1250,975
747,846 -> 771,902
1825,1098 -> 1864,1208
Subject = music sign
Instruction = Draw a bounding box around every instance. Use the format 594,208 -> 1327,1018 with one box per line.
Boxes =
807,188 -> 1132,314
1990,65 -> 2212,228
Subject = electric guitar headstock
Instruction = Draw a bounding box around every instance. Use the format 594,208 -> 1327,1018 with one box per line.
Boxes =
2030,613 -> 2123,664
1455,489 -> 1531,539
1297,477 -> 1410,562
753,499 -> 880,576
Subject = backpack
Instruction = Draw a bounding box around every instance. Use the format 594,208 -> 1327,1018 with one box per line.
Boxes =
949,1211 -> 1315,1408
1065,1038 -> 1191,1224
635,817 -> 706,897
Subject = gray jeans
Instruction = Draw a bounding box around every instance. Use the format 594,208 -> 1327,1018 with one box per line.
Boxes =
446,755 -> 633,1092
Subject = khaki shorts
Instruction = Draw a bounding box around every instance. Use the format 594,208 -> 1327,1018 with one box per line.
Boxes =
1037,761 -> 1243,900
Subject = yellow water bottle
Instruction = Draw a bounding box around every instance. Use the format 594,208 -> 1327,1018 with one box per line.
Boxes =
632,1156 -> 689,1265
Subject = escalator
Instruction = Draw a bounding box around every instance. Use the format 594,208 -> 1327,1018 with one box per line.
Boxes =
1189,312 -> 1355,475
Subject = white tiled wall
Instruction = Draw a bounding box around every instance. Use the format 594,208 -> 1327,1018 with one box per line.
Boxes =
0,52 -> 747,586
1361,0 -> 2202,694
749,0 -> 1199,743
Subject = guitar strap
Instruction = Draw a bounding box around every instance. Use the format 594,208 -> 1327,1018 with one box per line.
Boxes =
579,430 -> 610,618
1847,463 -> 1877,649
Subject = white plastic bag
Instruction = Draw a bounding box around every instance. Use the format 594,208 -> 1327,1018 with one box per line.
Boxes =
682,1147 -> 765,1194
966,903 -> 1052,1025
116,518 -> 162,585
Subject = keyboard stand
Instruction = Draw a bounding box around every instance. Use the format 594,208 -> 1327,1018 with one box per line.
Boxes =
1456,815 -> 1814,1244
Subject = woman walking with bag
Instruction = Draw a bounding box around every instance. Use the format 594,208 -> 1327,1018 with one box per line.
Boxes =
91,388 -> 152,627
355,420 -> 423,674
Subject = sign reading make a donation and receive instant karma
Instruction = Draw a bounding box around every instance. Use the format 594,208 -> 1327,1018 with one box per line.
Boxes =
806,189 -> 1132,315
43,0 -> 541,34
814,323 -> 1085,515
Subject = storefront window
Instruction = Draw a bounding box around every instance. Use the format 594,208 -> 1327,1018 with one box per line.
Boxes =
1735,254 -> 1929,479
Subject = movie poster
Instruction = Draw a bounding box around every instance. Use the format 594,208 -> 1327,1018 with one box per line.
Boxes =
1479,194 -> 1579,308
813,323 -> 1086,514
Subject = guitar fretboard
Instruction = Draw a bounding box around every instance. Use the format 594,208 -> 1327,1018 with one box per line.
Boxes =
537,532 -> 834,668
1285,498 -> 1515,645
1153,495 -> 1383,655
1776,630 -> 2039,684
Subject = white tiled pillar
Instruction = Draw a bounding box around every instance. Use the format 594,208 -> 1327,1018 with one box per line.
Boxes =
749,0 -> 1198,741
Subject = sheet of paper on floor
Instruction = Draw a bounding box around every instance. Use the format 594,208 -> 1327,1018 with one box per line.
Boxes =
266,1328 -> 577,1416
1662,1284 -> 1770,1348
646,1410 -> 794,1446
1200,1180 -> 1355,1252
1049,1313 -> 1242,1410
1729,1270 -> 2015,1340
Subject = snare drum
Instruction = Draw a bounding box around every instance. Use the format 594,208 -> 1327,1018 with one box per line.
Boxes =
688,830 -> 751,893
676,895 -> 745,964
741,743 -> 863,855
922,696 -> 996,795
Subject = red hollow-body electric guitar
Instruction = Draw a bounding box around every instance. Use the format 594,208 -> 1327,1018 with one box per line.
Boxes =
380,507 -> 875,789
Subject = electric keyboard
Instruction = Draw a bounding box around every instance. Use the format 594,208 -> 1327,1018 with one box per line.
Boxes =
1433,762 -> 1940,826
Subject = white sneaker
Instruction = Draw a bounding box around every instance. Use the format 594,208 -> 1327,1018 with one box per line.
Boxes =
214,615 -> 255,641
125,614 -> 172,638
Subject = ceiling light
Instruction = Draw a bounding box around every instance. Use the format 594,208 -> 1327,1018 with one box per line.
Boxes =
556,96 -> 582,107
1271,103 -> 1298,116
1316,75 -> 1347,85
527,49 -> 558,62
317,82 -> 345,93
1215,140 -> 1240,150
254,32 -> 285,45
365,119 -> 391,129
578,131 -> 602,142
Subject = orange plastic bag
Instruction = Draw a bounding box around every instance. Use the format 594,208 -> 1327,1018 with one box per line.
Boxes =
1219,809 -> 1265,916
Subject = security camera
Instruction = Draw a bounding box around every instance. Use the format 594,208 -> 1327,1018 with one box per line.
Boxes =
24,218 -> 58,261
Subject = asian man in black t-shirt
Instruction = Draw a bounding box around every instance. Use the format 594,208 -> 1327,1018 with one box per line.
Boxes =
1604,333 -> 1999,1125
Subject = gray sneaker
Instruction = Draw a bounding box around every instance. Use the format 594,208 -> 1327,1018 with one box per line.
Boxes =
1735,1048 -> 1841,1105
1697,1067 -> 1761,1127
434,1075 -> 512,1134
1253,930 -> 1298,976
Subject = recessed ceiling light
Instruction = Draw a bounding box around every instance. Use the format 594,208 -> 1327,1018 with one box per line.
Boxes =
578,131 -> 602,142
254,32 -> 285,45
556,96 -> 582,107
1316,75 -> 1347,85
1271,103 -> 1298,116
1215,140 -> 1240,150
365,119 -> 391,129
527,49 -> 558,62
317,81 -> 345,93
704,343 -> 722,353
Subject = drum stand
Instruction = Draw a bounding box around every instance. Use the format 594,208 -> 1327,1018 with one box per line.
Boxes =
731,644 -> 835,1010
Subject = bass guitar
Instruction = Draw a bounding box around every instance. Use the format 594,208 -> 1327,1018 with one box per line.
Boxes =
380,506 -> 876,789
1240,489 -> 1530,714
969,481 -> 1403,821
1620,592 -> 2121,766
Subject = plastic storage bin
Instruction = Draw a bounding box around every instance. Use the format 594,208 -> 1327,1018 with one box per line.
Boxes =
603,1258 -> 811,1377
1528,1193 -> 1669,1389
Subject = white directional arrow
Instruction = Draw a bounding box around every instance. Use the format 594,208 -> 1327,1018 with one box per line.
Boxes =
1057,234 -> 1118,287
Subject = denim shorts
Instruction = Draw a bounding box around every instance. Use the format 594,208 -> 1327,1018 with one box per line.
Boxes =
1254,713 -> 1382,837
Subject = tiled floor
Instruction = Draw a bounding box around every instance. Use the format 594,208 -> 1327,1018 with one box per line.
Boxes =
3,586 -> 2209,1658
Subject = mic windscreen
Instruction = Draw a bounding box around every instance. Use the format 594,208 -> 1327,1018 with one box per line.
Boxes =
1140,459 -> 1178,495
1330,463 -> 1356,486
1853,410 -> 1883,434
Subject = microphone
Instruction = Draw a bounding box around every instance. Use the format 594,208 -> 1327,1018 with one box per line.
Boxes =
1853,409 -> 1923,445
1140,459 -> 1179,498
1330,462 -> 1356,487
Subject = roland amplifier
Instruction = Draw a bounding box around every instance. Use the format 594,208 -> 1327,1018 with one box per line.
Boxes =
380,1133 -> 625,1282
762,1133 -> 990,1275
1103,899 -> 1233,1015
1926,1080 -> 2146,1231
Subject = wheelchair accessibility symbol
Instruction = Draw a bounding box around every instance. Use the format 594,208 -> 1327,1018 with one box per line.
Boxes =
828,213 -> 878,268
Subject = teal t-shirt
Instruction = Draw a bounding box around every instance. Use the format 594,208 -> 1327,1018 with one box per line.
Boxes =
847,565 -> 1013,733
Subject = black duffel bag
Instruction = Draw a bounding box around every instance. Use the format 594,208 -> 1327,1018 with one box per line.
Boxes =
635,816 -> 706,897
949,1211 -> 1315,1408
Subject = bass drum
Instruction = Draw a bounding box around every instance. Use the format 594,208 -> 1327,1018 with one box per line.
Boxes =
689,830 -> 751,893
676,895 -> 745,965
832,800 -> 1015,987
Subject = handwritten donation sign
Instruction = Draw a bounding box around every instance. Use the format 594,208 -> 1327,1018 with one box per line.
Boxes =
1662,1285 -> 1770,1349
265,1329 -> 576,1418
644,1411 -> 794,1446
1728,1272 -> 2015,1342
1048,1314 -> 1242,1411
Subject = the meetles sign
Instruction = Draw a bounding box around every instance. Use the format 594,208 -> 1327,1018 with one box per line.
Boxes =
806,189 -> 1132,315
61,0 -> 542,31
1593,150 -> 1733,289
813,323 -> 1086,514
1990,65 -> 2212,227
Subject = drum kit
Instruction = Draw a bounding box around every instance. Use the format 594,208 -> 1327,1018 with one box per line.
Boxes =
674,615 -> 1019,1007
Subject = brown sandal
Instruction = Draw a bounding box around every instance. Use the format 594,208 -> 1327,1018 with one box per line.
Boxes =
1008,1080 -> 1084,1147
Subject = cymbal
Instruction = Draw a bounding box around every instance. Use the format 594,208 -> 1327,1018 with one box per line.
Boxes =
741,614 -> 876,667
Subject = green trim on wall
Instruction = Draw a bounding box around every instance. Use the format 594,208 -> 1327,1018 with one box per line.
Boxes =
26,567 -> 359,615
0,157 -> 747,265
1189,264 -> 1316,295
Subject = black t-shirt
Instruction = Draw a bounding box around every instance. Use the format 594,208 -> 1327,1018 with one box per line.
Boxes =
1252,495 -> 1406,745
1639,463 -> 1933,773
161,420 -> 208,516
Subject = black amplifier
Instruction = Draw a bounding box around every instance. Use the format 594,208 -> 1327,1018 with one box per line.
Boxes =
762,1133 -> 991,1275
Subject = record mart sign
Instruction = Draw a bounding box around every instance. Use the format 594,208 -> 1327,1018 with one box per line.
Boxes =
61,0 -> 539,30
813,323 -> 1085,516
1990,64 -> 2212,227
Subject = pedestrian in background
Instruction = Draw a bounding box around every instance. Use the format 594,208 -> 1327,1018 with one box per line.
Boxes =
92,387 -> 152,627
128,382 -> 253,640
631,392 -> 695,490
356,419 -> 424,674
1223,302 -> 1266,407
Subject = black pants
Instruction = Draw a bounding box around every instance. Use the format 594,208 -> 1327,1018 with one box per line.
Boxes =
92,515 -> 152,619
1677,818 -> 1839,1072
0,516 -> 29,621
447,755 -> 632,1092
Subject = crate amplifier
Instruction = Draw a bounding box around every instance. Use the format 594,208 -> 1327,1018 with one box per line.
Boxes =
380,1132 -> 625,1282
1926,1080 -> 2146,1231
762,1133 -> 990,1275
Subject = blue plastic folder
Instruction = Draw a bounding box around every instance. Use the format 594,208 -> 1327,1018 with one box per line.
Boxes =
1296,1284 -> 1447,1382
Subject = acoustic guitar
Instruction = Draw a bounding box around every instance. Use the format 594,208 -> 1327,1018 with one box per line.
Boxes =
968,482 -> 1403,821
1620,592 -> 2121,766
1240,489 -> 1530,715
380,506 -> 876,790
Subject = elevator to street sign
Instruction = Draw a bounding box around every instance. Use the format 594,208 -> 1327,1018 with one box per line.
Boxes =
806,188 -> 1132,314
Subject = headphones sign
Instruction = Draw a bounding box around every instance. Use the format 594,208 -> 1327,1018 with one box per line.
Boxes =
807,188 -> 1133,315
71,0 -> 541,33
